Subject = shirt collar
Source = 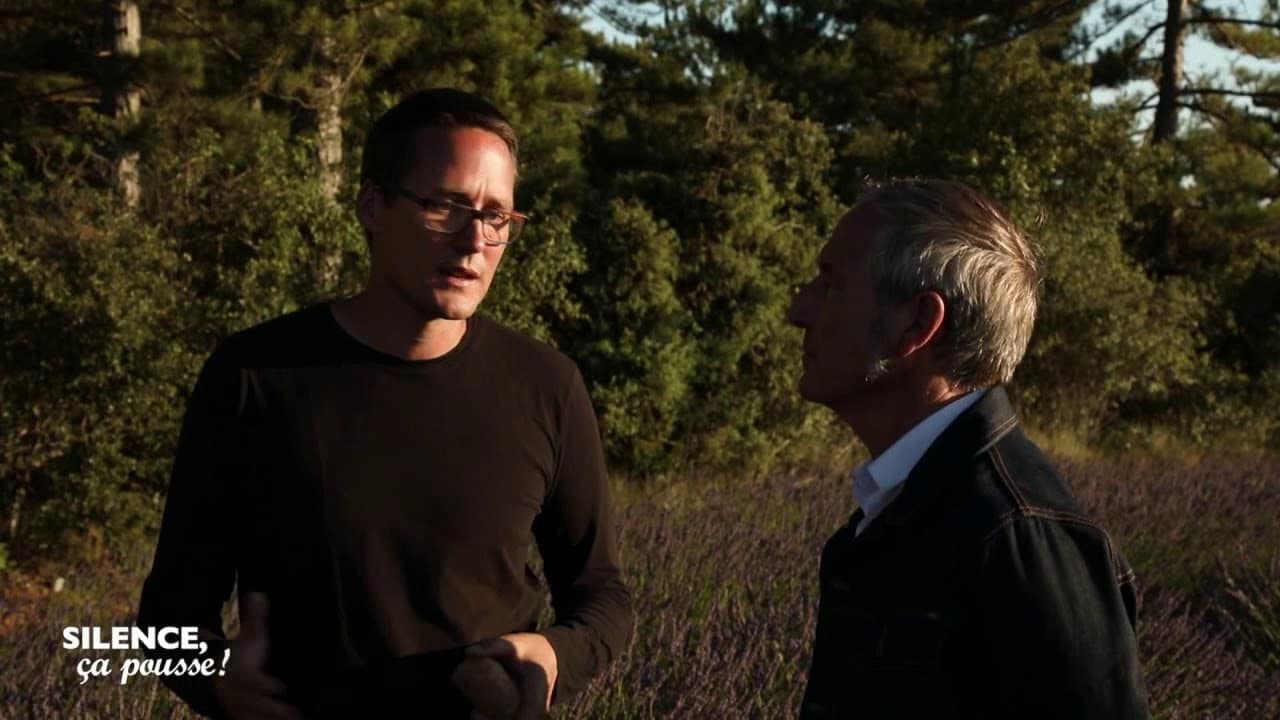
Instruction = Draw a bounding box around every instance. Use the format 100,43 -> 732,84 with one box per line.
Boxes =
852,388 -> 988,524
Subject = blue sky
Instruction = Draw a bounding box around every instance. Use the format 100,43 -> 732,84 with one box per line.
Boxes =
1084,0 -> 1280,111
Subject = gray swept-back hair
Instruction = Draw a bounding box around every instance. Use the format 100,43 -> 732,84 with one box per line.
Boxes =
857,178 -> 1041,391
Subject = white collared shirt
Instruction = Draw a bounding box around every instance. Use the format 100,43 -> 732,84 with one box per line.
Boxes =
852,388 -> 988,535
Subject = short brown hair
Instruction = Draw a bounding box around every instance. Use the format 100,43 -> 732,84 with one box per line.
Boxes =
359,88 -> 519,197
857,178 -> 1041,391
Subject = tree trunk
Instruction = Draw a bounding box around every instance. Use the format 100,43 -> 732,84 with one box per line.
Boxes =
313,33 -> 348,289
6,483 -> 24,543
1150,0 -> 1187,271
316,34 -> 345,205
102,0 -> 142,208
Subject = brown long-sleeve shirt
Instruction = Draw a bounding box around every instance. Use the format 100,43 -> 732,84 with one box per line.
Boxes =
136,303 -> 633,718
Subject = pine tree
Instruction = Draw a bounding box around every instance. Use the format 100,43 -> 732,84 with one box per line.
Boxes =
1091,0 -> 1280,444
672,0 -> 1095,199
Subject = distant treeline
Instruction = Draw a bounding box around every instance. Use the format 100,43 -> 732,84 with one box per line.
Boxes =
2,1 -> 1277,563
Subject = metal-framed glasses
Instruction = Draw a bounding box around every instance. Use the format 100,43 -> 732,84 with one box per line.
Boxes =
394,187 -> 531,246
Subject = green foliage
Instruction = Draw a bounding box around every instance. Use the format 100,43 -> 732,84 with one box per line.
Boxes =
0,116 -> 368,559
1161,118 -> 1280,448
572,198 -> 697,472
0,0 -> 106,176
0,147 -> 188,557
571,56 -> 841,476
910,42 -> 1211,438
3,0 -> 1280,562
1084,1 -> 1280,447
686,0 -> 1091,199
141,126 -> 367,342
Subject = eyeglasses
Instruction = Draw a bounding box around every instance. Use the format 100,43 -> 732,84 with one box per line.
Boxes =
393,187 -> 531,246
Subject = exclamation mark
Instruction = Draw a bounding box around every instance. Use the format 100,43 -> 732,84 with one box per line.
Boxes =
219,648 -> 230,676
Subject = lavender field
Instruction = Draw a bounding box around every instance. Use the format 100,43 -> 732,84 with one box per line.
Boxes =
3,453 -> 1278,719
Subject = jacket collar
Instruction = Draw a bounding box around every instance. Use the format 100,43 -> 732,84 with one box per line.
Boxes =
850,385 -> 1020,537
852,389 -> 986,525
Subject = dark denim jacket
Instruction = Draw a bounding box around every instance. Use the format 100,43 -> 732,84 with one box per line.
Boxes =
799,387 -> 1151,719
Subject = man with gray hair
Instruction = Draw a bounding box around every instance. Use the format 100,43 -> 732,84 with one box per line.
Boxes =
789,179 -> 1149,718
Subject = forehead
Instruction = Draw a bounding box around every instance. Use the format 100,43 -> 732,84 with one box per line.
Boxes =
821,204 -> 885,270
406,126 -> 515,189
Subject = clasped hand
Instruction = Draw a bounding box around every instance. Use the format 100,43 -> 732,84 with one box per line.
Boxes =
211,594 -> 556,720
450,632 -> 558,720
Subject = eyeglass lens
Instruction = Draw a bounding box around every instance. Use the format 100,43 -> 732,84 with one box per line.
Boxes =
425,202 -> 523,243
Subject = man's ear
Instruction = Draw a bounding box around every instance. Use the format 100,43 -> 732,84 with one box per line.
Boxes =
356,182 -> 386,238
892,290 -> 947,360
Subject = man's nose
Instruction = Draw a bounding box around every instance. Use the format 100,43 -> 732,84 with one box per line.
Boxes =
451,218 -> 488,254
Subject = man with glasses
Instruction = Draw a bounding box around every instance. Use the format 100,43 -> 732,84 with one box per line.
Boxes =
137,88 -> 634,719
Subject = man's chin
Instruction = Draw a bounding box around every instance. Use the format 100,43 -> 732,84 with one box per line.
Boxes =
424,289 -> 485,320
437,305 -> 478,320
797,373 -> 866,409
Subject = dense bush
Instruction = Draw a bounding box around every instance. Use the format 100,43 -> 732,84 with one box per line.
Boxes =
0,128 -> 361,563
3,1 -> 1279,565
572,67 -> 842,476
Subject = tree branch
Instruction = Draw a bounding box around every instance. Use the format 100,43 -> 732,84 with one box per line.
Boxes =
45,93 -> 100,105
1086,0 -> 1160,45
336,1 -> 400,18
972,0 -> 1092,54
36,83 -> 100,102
1119,21 -> 1168,62
1178,100 -> 1280,172
1178,99 -> 1233,122
1070,0 -> 1158,61
340,45 -> 371,92
1185,16 -> 1280,31
0,9 -> 81,23
1179,100 -> 1276,127
1183,87 -> 1280,103
171,5 -> 243,62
